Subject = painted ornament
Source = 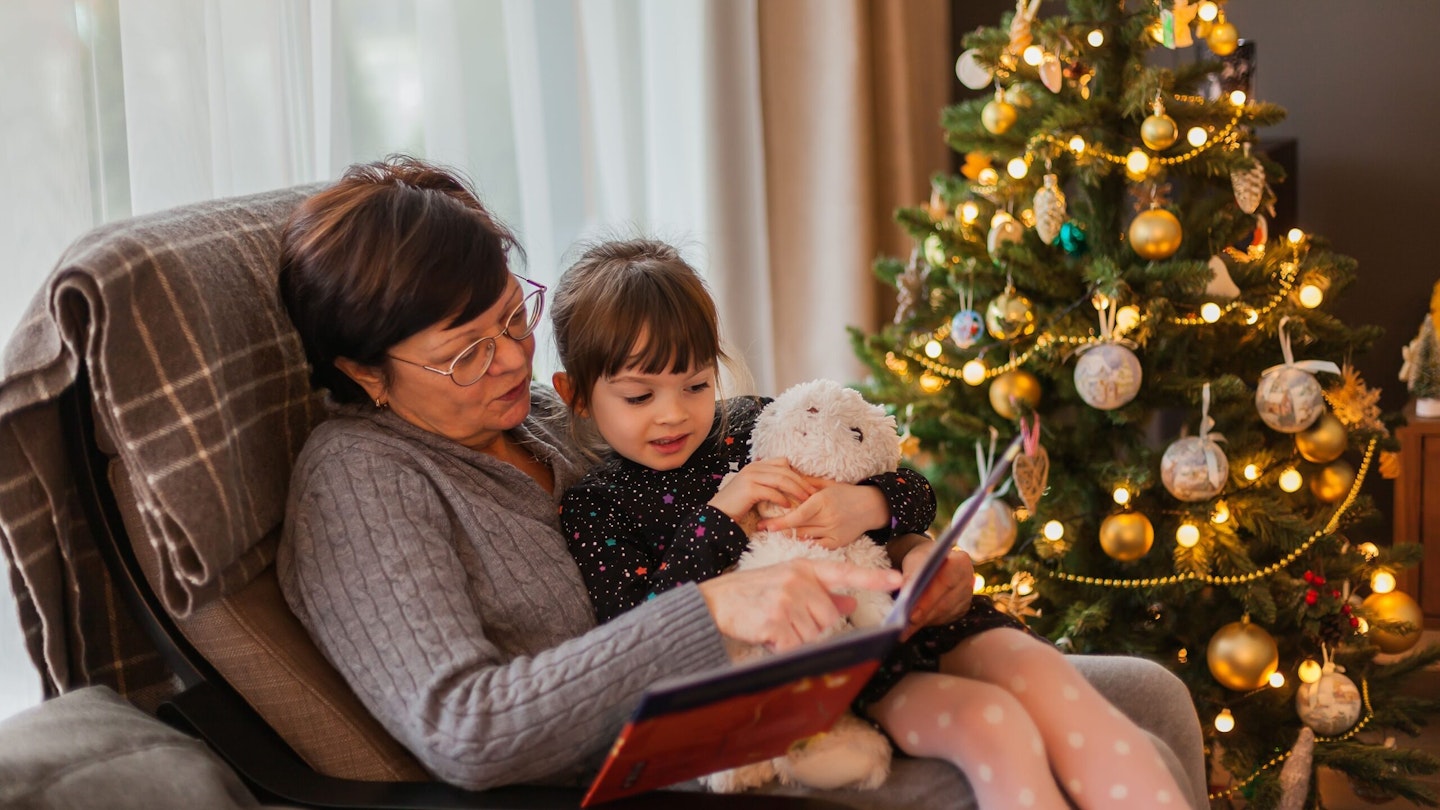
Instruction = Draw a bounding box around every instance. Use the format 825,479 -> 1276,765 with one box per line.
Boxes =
1296,654 -> 1361,735
953,433 -> 1017,562
1161,382 -> 1229,502
1255,317 -> 1339,433
950,309 -> 984,349
1033,173 -> 1067,245
1074,343 -> 1142,410
922,232 -> 949,269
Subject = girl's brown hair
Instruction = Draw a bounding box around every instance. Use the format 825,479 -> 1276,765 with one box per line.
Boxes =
278,155 -> 522,404
551,239 -> 728,414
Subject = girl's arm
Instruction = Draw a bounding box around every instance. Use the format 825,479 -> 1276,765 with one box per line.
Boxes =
562,483 -> 748,623
757,466 -> 937,548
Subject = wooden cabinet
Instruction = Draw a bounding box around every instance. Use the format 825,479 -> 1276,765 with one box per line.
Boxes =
1394,404 -> 1440,628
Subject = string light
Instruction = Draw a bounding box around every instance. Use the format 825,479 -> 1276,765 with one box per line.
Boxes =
1086,29 -> 1104,47
972,572 -> 986,592
1269,671 -> 1286,688
1287,228 -> 1306,245
1229,90 -> 1247,106
1279,467 -> 1304,492
1214,709 -> 1235,733
1068,135 -> 1086,153
1298,284 -> 1324,308
1043,520 -> 1066,541
1126,149 -> 1150,176
1243,464 -> 1262,481
1371,570 -> 1397,594
1298,659 -> 1323,683
961,358 -> 987,386
1358,542 -> 1380,560
960,200 -> 980,224
1211,501 -> 1230,524
1200,302 -> 1223,323
924,340 -> 943,358
977,167 -> 999,186
1007,157 -> 1029,179
1023,45 -> 1044,66
1030,107 -> 1246,169
1113,486 -> 1131,506
1198,1 -> 1219,22
1187,126 -> 1208,147
1116,305 -> 1141,333
1176,523 -> 1201,548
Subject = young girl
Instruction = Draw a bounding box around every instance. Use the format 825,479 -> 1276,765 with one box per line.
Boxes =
550,239 -> 1188,809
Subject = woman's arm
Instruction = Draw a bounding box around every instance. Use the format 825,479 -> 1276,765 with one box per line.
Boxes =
281,449 -> 730,791
562,482 -> 748,623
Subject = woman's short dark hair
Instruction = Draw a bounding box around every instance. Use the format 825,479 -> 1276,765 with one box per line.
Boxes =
278,155 -> 522,404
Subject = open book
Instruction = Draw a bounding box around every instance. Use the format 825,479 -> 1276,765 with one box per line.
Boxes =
582,435 -> 1024,806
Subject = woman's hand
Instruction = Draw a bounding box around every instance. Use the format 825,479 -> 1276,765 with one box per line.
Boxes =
756,479 -> 888,550
894,537 -> 974,639
708,458 -> 815,524
697,560 -> 903,652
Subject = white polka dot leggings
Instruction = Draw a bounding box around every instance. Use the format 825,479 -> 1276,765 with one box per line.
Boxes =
865,628 -> 1185,809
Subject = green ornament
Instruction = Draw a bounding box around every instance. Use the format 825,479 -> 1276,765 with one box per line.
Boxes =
1058,221 -> 1088,256
923,233 -> 950,269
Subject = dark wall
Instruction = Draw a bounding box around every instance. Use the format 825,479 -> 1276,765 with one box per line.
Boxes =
952,1 -> 1440,411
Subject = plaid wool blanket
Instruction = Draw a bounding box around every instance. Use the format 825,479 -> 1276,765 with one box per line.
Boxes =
0,186 -> 323,701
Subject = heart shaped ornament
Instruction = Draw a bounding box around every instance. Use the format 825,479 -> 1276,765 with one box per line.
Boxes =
1012,445 -> 1049,512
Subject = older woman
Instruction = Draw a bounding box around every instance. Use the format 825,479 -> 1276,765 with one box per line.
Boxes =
275,156 -> 972,791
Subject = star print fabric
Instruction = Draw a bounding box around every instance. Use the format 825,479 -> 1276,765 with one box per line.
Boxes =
561,396 -> 938,624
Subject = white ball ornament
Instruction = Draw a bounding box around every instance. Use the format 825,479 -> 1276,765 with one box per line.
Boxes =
1296,669 -> 1362,735
949,309 -> 984,349
1073,343 -> 1142,410
952,494 -> 1018,562
1255,365 -> 1326,433
1162,436 -> 1229,502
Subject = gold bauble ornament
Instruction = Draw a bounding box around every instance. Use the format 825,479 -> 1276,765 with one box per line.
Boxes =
1296,412 -> 1348,463
1310,459 -> 1355,504
1099,511 -> 1154,562
988,369 -> 1042,420
984,288 -> 1037,340
1207,618 -> 1280,691
1128,208 -> 1183,260
1141,99 -> 1179,151
982,89 -> 1018,135
1363,590 -> 1424,654
1207,20 -> 1239,56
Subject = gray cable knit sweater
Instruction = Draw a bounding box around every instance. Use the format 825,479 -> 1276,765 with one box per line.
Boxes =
276,387 -> 731,790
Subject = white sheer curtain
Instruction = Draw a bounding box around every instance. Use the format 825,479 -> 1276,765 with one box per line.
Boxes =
0,0 -> 776,722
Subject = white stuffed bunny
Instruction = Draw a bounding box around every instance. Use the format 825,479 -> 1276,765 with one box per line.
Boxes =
699,379 -> 897,794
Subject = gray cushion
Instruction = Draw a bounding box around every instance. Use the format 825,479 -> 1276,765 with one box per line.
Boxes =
0,687 -> 281,810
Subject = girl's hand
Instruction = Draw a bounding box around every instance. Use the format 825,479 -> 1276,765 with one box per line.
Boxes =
698,560 -> 904,652
896,539 -> 974,639
708,458 -> 815,523
756,479 -> 888,550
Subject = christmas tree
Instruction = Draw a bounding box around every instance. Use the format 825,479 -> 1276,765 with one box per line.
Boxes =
852,1 -> 1440,806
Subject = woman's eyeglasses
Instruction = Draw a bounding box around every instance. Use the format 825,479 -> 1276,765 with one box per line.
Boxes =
388,277 -> 546,386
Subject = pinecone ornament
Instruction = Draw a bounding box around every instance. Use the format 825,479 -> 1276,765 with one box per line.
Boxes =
1034,173 -> 1067,245
893,248 -> 928,325
1231,143 -> 1266,214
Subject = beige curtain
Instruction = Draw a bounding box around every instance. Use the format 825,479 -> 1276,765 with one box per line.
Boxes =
757,0 -> 951,390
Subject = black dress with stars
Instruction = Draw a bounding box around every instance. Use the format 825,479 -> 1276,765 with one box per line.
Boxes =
560,395 -> 1025,710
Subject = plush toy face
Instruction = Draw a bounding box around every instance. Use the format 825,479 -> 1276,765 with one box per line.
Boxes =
750,379 -> 900,484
